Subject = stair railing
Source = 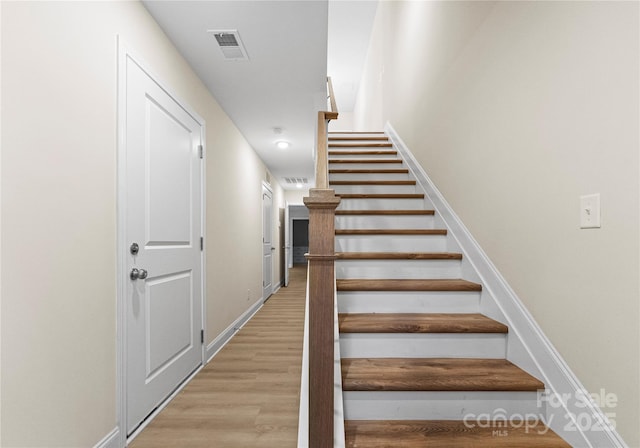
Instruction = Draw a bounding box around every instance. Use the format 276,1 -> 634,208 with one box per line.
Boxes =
303,77 -> 340,447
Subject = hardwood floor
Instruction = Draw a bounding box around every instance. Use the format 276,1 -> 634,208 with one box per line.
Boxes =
129,266 -> 307,448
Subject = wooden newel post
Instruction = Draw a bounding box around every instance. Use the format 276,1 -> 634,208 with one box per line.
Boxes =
304,188 -> 340,448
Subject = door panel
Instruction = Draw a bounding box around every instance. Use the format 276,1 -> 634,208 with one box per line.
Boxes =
147,97 -> 192,245
125,56 -> 203,434
262,186 -> 273,299
146,272 -> 193,378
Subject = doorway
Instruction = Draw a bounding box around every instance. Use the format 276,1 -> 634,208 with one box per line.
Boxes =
262,183 -> 274,300
286,204 -> 310,276
292,219 -> 310,265
117,42 -> 205,440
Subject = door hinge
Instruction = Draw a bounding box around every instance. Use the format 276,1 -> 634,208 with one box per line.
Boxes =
198,145 -> 204,159
200,329 -> 204,344
200,236 -> 204,251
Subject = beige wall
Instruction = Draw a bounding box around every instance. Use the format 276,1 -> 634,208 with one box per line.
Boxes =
354,1 -> 639,445
284,188 -> 310,205
1,1 -> 282,446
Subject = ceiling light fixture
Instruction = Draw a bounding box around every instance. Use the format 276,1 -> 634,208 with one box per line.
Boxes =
296,183 -> 303,189
276,141 -> 290,149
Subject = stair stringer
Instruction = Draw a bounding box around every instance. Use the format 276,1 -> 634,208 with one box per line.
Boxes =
385,122 -> 626,448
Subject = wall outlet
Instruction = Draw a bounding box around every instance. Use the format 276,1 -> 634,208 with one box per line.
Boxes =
580,194 -> 601,229
247,289 -> 251,301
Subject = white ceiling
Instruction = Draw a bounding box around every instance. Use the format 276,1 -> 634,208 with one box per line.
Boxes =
143,0 -> 378,190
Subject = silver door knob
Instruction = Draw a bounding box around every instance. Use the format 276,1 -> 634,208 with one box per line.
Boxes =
130,268 -> 148,280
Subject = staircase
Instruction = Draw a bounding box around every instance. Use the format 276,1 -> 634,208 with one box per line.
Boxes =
328,132 -> 571,447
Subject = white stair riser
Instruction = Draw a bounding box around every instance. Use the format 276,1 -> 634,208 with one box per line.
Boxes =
335,235 -> 447,252
343,391 -> 544,420
329,162 -> 405,170
331,184 -> 418,195
330,172 -> 410,181
336,259 -> 461,279
337,198 -> 427,211
340,333 -> 506,358
337,291 -> 481,314
329,153 -> 398,160
336,215 -> 435,229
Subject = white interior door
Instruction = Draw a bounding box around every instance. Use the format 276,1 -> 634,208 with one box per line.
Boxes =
262,184 -> 273,300
124,57 -> 203,434
284,201 -> 290,287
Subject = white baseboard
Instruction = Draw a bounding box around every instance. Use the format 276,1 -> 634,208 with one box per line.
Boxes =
93,428 -> 119,448
386,122 -> 627,448
206,297 -> 264,363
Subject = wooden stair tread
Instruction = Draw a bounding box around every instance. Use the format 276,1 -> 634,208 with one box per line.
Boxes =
342,358 -> 544,391
337,193 -> 424,199
337,279 -> 482,292
329,150 -> 397,156
329,169 -> 408,174
329,159 -> 403,164
336,210 -> 433,215
329,136 -> 389,141
329,143 -> 393,148
330,180 -> 415,185
329,131 -> 385,134
336,229 -> 447,235
336,252 -> 461,260
339,313 -> 507,334
345,420 -> 571,448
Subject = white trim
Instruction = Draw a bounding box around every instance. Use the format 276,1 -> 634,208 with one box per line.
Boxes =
262,181 -> 274,300
333,271 -> 346,447
93,428 -> 119,448
199,111 -> 208,367
206,297 -> 264,362
297,266 -> 310,447
116,37 -> 207,444
386,122 -> 626,448
116,35 -> 127,448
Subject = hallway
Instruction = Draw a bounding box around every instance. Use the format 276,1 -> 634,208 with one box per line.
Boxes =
130,266 -> 307,447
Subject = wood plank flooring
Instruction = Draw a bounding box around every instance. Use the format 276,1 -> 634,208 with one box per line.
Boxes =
129,266 -> 307,448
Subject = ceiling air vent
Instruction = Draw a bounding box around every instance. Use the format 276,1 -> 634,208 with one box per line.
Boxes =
208,30 -> 249,62
284,177 -> 308,185
284,177 -> 309,188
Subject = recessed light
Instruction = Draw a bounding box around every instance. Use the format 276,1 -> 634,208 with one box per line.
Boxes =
296,183 -> 303,189
276,141 -> 290,149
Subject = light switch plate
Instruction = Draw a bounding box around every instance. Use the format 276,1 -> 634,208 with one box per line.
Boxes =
580,193 -> 601,229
